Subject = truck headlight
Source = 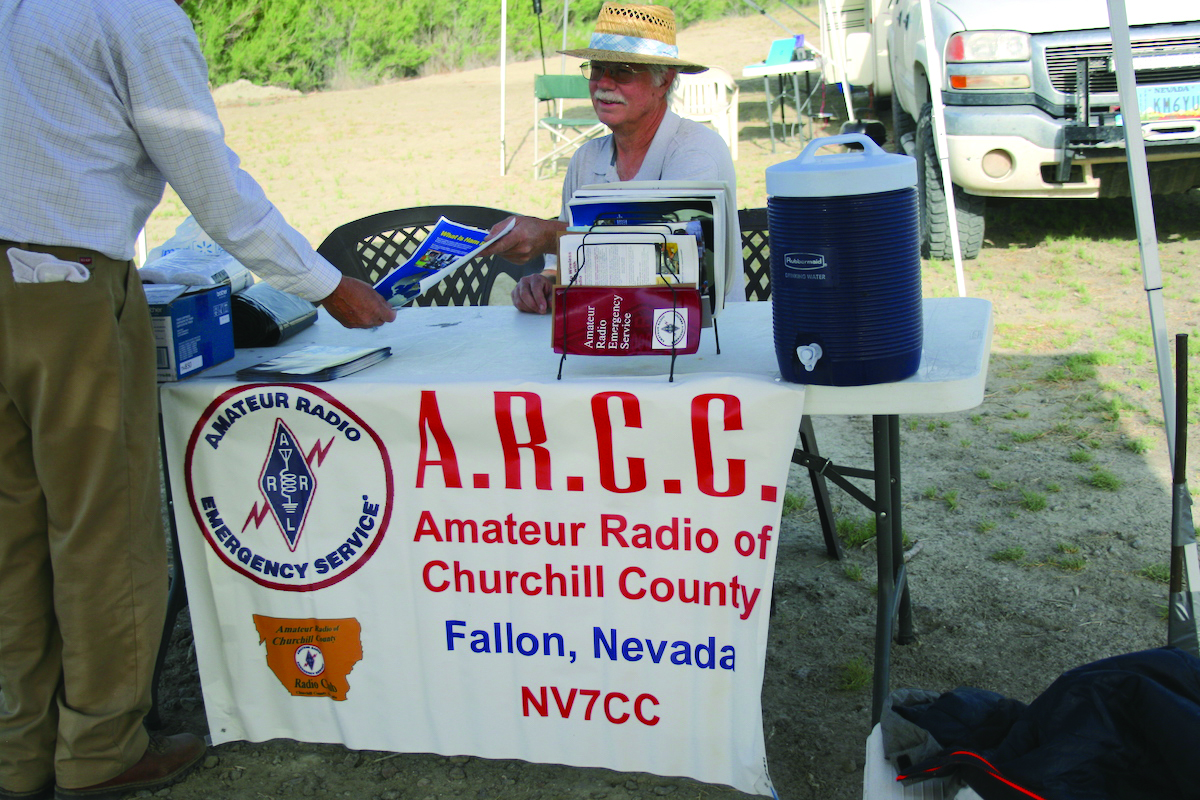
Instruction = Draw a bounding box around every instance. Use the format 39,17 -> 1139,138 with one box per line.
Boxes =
946,31 -> 1031,62
946,31 -> 1032,90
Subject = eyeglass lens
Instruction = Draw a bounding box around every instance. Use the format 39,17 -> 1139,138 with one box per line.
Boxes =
581,62 -> 644,83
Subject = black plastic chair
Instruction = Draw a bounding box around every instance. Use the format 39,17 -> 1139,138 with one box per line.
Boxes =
317,205 -> 544,306
739,207 -> 842,560
739,207 -> 772,301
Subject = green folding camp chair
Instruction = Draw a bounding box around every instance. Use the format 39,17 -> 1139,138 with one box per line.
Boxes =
533,74 -> 606,180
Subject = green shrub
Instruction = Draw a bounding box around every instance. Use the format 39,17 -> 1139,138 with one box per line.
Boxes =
181,0 -> 747,91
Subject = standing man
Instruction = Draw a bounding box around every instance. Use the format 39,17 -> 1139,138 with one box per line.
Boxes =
0,1 -> 395,798
485,2 -> 738,313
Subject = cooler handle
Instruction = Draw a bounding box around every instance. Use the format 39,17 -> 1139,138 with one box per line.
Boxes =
794,133 -> 886,165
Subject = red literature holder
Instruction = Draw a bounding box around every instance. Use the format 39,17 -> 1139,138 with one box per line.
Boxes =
551,284 -> 702,356
551,284 -> 703,381
551,228 -> 713,380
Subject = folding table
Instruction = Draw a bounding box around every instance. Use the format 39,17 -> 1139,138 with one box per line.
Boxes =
158,297 -> 992,731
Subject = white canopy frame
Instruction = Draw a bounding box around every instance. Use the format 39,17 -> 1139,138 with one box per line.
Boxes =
1105,0 -> 1199,653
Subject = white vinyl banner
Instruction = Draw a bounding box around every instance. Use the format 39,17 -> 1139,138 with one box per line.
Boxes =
160,373 -> 805,796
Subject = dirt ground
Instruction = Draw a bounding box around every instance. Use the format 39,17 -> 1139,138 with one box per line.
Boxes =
146,8 -> 1200,800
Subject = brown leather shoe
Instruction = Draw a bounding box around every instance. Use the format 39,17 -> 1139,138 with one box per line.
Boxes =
53,733 -> 206,800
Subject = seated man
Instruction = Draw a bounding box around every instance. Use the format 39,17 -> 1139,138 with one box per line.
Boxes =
486,1 -> 737,313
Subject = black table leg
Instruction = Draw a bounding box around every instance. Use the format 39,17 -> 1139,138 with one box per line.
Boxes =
871,416 -> 894,724
892,415 -> 914,645
798,416 -> 842,560
871,414 -> 912,724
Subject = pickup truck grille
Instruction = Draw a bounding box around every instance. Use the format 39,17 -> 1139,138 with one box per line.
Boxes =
1046,35 -> 1200,94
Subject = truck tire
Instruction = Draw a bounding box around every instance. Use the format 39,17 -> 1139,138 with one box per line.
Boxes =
915,102 -> 985,260
892,102 -> 916,152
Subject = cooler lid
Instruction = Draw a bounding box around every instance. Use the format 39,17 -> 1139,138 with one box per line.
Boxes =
766,134 -> 916,197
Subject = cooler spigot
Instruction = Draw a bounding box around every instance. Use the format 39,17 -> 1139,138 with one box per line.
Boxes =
796,343 -> 823,372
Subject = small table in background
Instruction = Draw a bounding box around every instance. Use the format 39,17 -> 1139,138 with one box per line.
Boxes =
742,59 -> 822,152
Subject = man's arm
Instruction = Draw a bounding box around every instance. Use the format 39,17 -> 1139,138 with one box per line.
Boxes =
481,215 -> 565,315
320,276 -> 398,328
125,7 -> 395,327
481,215 -> 566,264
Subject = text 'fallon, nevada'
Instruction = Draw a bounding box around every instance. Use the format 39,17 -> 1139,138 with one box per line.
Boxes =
445,620 -> 736,671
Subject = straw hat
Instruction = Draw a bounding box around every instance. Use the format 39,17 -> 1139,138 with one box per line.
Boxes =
558,3 -> 708,74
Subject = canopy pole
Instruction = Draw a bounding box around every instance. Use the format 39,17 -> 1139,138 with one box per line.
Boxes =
742,0 -> 797,37
917,0 -> 965,296
500,0 -> 508,176
1107,0 -> 1172,451
1106,0 -> 1198,654
561,0 -> 569,74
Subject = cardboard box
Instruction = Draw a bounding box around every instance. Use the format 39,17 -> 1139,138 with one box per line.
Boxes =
146,283 -> 234,381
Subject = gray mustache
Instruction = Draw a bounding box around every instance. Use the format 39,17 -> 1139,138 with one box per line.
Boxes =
593,90 -> 628,105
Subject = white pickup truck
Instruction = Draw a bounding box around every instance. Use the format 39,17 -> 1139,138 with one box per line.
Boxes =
830,0 -> 1200,258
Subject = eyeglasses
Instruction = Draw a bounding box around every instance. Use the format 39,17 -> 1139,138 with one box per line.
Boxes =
580,61 -> 649,84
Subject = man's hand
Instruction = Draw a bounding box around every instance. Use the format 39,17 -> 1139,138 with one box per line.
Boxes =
511,271 -> 555,315
320,276 -> 397,328
482,215 -> 567,264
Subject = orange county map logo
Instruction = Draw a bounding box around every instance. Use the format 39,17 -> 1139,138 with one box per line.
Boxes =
183,384 -> 393,591
253,615 -> 363,701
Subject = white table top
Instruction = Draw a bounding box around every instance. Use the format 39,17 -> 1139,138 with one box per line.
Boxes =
742,59 -> 820,79
175,297 -> 992,417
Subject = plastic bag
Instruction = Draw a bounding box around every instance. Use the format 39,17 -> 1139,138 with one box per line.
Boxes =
139,248 -> 254,293
146,216 -> 226,262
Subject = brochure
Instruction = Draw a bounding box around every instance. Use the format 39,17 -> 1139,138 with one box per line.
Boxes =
236,345 -> 392,382
373,217 -> 515,306
558,230 -> 700,287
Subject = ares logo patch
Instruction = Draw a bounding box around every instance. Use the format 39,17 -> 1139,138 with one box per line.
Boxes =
183,384 -> 393,591
259,420 -> 317,551
295,644 -> 325,676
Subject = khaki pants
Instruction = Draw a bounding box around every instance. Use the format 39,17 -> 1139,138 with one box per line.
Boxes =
0,244 -> 166,791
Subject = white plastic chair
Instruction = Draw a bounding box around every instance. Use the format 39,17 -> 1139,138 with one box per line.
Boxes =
671,66 -> 740,160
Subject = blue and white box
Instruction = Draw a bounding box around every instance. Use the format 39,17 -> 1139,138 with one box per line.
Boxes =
146,282 -> 234,381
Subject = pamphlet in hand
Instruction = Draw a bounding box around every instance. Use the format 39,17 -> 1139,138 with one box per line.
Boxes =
373,217 -> 515,306
236,345 -> 392,382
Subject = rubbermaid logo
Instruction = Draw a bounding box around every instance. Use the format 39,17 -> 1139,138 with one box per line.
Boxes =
784,252 -> 826,271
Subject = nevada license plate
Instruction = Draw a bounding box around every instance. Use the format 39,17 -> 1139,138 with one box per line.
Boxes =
1137,81 -> 1200,122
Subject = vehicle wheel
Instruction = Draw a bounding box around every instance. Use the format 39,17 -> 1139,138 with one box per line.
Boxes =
892,102 -> 916,152
915,102 -> 985,260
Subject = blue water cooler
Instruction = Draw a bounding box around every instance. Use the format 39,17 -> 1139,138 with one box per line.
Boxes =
766,133 -> 922,386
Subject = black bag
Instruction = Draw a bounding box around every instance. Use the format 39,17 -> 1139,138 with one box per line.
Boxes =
231,282 -> 318,348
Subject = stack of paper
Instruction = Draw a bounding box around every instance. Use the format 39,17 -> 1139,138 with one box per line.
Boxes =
558,229 -> 700,287
566,180 -> 741,317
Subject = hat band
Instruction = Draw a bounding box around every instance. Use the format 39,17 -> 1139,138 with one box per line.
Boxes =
588,32 -> 679,60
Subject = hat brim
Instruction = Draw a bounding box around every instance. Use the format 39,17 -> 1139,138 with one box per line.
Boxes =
558,48 -> 708,74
